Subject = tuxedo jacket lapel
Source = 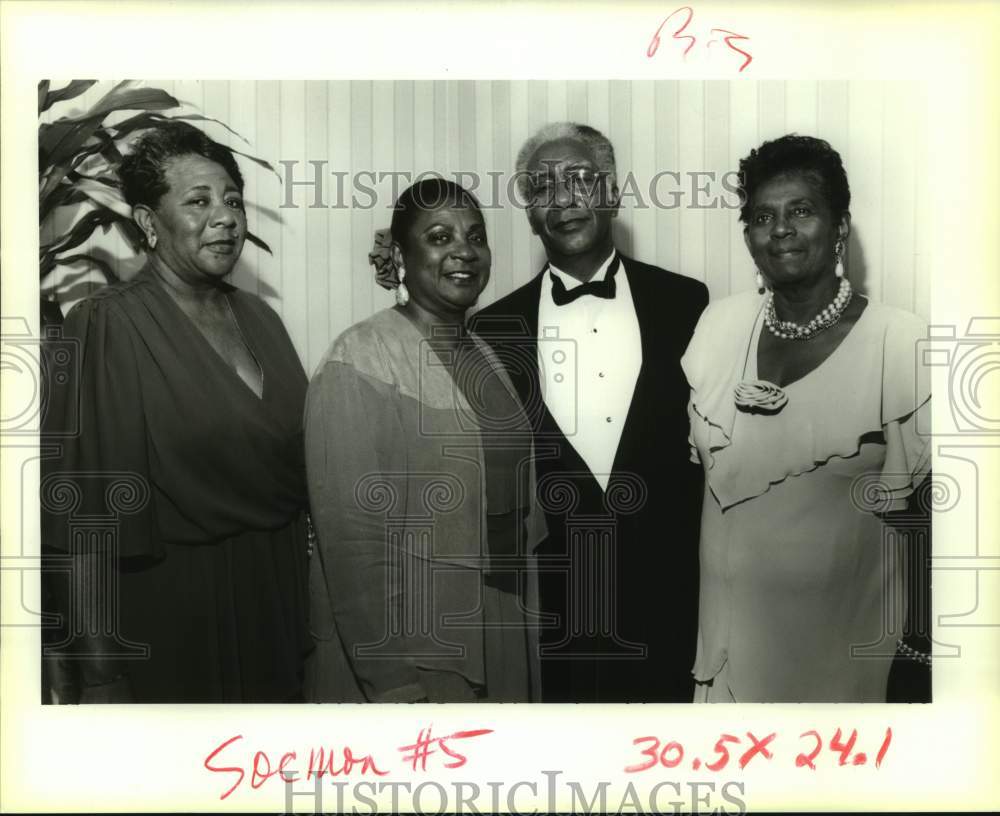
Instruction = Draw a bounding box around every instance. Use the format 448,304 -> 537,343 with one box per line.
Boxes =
610,255 -> 660,477
474,257 -> 666,482
471,270 -> 544,426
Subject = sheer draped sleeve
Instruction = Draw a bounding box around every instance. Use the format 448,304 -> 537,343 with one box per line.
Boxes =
305,337 -> 427,703
42,295 -> 161,560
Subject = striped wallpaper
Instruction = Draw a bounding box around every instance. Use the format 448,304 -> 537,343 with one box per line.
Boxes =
42,80 -> 928,376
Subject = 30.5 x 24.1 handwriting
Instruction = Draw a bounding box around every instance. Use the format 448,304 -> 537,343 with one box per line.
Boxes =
625,728 -> 893,773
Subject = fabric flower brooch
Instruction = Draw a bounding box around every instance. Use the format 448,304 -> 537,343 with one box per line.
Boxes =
734,380 -> 789,414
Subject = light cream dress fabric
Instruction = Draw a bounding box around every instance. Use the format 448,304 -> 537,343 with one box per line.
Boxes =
682,292 -> 931,703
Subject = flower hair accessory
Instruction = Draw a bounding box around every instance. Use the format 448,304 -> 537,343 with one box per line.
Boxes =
369,228 -> 399,290
734,379 -> 789,414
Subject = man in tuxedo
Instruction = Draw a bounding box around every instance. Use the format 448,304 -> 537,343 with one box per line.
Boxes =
470,122 -> 708,702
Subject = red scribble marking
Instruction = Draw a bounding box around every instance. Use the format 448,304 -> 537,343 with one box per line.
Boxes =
660,741 -> 685,768
278,752 -> 297,782
399,727 -> 435,772
253,751 -> 305,789
795,730 -> 823,770
252,751 -> 273,790
204,735 -> 388,801
875,727 -> 893,769
204,735 -> 245,801
625,728 -> 893,773
830,728 -> 859,766
706,733 -> 740,772
647,6 -> 696,59
306,746 -> 389,779
709,28 -> 753,72
398,726 -> 494,772
738,731 -> 776,769
625,736 -> 661,773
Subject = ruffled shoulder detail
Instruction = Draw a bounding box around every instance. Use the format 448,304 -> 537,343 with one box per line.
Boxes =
683,297 -> 932,511
872,305 -> 932,510
680,290 -> 764,467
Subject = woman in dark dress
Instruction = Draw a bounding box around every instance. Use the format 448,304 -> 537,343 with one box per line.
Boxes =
42,122 -> 311,703
305,179 -> 539,703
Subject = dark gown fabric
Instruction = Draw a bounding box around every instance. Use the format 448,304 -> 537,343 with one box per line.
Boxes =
41,267 -> 311,703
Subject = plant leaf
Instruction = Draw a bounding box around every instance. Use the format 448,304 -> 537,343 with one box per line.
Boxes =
245,231 -> 273,255
110,111 -> 250,145
38,83 -> 180,189
67,170 -> 120,187
107,112 -> 278,180
50,253 -> 119,283
230,148 -> 279,178
75,178 -> 132,218
52,82 -> 179,125
40,184 -> 89,222
95,129 -> 124,166
39,120 -> 107,183
41,208 -> 121,260
39,80 -> 99,114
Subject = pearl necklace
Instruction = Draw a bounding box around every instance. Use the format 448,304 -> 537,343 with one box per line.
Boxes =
764,277 -> 853,341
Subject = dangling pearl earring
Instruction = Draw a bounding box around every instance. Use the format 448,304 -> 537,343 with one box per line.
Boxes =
834,239 -> 845,278
395,265 -> 410,306
756,270 -> 765,293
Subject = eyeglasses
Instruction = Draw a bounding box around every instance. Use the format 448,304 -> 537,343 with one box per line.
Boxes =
526,167 -> 606,204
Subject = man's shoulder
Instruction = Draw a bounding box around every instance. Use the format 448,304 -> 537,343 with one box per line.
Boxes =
470,275 -> 542,336
621,255 -> 708,303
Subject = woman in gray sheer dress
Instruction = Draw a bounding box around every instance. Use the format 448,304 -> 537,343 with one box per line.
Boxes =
305,179 -> 539,703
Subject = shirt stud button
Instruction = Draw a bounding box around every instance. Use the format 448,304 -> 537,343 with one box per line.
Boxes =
606,416 -> 612,423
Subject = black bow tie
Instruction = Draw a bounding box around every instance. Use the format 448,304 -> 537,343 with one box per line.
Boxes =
549,255 -> 621,306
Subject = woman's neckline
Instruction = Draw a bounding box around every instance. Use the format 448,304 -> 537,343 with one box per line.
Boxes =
748,294 -> 872,390
141,266 -> 265,402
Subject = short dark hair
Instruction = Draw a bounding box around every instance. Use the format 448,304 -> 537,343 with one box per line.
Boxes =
119,120 -> 244,210
737,134 -> 850,224
389,177 -> 483,250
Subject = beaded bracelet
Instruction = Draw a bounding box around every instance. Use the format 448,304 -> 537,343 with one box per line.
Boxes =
896,639 -> 931,666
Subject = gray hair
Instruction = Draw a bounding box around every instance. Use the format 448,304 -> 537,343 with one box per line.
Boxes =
514,122 -> 618,201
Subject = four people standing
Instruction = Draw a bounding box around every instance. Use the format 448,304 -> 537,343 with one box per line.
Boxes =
43,118 -> 928,705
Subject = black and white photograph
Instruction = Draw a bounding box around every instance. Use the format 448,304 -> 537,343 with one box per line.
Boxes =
35,78 -> 934,707
2,2 -> 998,814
